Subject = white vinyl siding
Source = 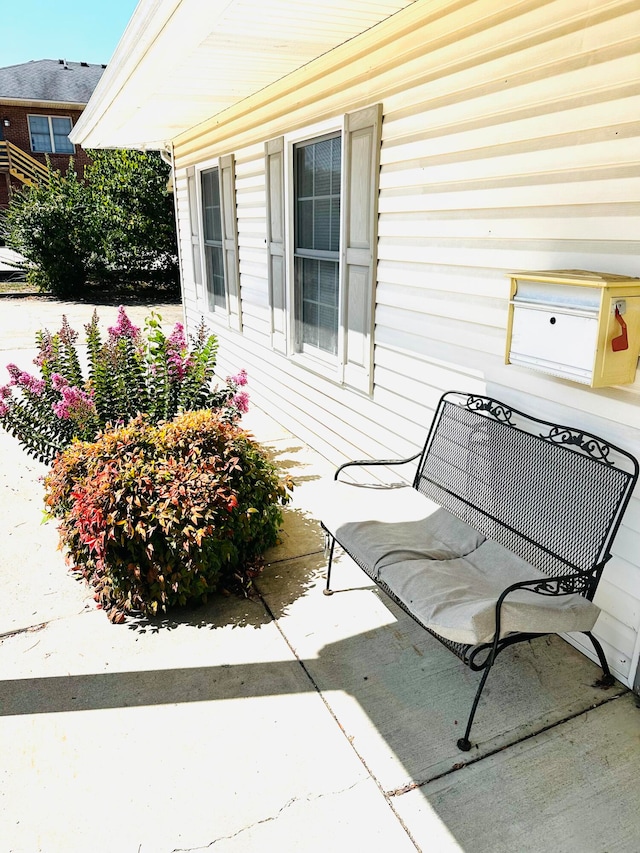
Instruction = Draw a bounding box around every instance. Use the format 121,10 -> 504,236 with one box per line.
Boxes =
174,0 -> 640,687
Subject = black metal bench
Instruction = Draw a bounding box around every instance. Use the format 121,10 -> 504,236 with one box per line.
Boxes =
320,391 -> 638,751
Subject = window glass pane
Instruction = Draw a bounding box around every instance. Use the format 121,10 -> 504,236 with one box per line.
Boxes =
296,145 -> 314,198
318,304 -> 338,353
330,197 -> 340,252
313,138 -> 332,196
28,116 -> 52,152
205,245 -> 226,311
313,198 -> 331,251
51,117 -> 74,153
331,136 -> 341,194
302,299 -> 319,349
318,259 -> 338,306
201,169 -> 222,243
299,257 -> 338,355
297,199 -> 313,250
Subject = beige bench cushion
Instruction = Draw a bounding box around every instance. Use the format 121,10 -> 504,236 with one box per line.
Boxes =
378,540 -> 600,645
315,480 -> 600,645
315,481 -> 485,577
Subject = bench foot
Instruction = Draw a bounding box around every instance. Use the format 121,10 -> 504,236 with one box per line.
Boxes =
457,737 -> 473,752
323,531 -> 336,596
593,673 -> 615,689
585,632 -> 615,690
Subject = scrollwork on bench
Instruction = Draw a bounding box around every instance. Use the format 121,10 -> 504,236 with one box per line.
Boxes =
464,395 -> 515,425
542,426 -> 614,465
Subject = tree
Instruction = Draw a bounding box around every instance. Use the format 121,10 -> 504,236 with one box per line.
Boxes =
1,150 -> 179,297
85,149 -> 179,287
2,163 -> 96,297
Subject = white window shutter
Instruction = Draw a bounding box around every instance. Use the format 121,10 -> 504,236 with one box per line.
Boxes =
342,104 -> 381,395
186,167 -> 203,300
265,137 -> 287,354
219,154 -> 241,330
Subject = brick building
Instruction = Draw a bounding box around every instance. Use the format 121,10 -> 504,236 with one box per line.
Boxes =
0,59 -> 105,208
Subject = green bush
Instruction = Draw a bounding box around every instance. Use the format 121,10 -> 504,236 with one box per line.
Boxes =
1,150 -> 178,297
44,410 -> 293,620
1,163 -> 94,296
0,307 -> 249,463
85,149 -> 178,288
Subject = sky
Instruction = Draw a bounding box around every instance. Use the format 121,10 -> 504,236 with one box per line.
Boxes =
2,0 -> 139,68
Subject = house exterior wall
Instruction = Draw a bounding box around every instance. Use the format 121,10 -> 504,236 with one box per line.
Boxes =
0,104 -> 91,207
171,0 -> 640,686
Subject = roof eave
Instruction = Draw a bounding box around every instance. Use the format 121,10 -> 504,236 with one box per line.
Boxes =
0,97 -> 88,110
70,0 -> 184,148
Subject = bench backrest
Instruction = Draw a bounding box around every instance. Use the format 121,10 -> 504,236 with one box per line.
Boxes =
414,392 -> 638,594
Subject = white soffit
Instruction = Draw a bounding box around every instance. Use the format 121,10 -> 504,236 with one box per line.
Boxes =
71,0 -> 416,149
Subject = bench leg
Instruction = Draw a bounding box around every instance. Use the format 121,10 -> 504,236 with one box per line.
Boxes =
457,660 -> 494,752
323,534 -> 336,596
585,631 -> 615,688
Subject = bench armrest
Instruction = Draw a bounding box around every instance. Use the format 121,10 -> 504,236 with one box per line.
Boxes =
335,451 -> 421,481
499,571 -> 597,602
490,563 -> 606,648
498,555 -> 609,608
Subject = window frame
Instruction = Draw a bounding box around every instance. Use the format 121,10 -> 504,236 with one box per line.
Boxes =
195,154 -> 242,330
293,129 -> 343,361
267,104 -> 381,393
284,118 -> 346,379
199,164 -> 227,314
27,114 -> 75,154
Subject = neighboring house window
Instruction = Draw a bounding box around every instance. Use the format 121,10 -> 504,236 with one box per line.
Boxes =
28,115 -> 74,154
265,104 -> 382,393
199,155 -> 241,328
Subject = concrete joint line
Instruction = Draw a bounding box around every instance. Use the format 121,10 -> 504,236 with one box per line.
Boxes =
385,689 -> 629,797
256,589 -> 421,852
265,547 -> 325,567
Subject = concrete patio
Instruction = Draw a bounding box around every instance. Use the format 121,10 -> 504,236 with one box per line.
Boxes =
1,298 -> 639,852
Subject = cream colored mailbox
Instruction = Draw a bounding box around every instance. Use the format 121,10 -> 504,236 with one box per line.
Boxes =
506,270 -> 640,387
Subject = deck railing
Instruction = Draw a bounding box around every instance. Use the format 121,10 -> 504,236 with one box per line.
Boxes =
0,140 -> 50,187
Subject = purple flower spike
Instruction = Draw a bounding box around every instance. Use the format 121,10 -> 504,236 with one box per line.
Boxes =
6,364 -> 22,385
167,322 -> 191,382
108,306 -> 140,341
229,369 -> 248,387
52,386 -> 96,422
233,391 -> 250,414
51,373 -> 69,392
17,372 -> 45,395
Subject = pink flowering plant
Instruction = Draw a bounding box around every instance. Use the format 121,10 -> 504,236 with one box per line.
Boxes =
0,307 -> 249,463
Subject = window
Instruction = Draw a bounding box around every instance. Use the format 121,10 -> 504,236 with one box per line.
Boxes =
201,167 -> 226,312
294,133 -> 341,355
265,105 -> 382,393
198,155 -> 241,327
28,115 -> 74,154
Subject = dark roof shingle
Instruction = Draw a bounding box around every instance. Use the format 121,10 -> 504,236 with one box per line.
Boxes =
0,59 -> 106,104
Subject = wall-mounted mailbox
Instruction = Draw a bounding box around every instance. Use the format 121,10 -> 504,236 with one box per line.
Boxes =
505,270 -> 640,387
